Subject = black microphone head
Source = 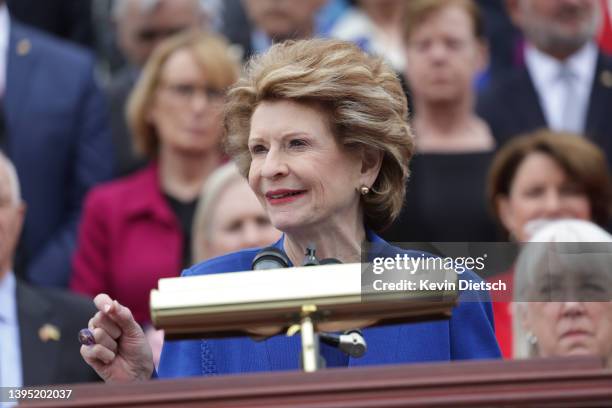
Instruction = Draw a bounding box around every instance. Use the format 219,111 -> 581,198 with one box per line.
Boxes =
251,247 -> 290,270
319,258 -> 343,265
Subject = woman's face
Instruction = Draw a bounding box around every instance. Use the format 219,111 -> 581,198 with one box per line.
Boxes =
498,152 -> 592,241
149,48 -> 224,155
203,180 -> 281,260
404,5 -> 486,104
247,100 -> 377,233
522,301 -> 612,360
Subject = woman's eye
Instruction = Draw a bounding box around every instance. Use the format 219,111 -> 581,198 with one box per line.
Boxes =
524,186 -> 544,198
256,216 -> 271,226
289,139 -> 307,148
225,220 -> 243,232
249,145 -> 267,155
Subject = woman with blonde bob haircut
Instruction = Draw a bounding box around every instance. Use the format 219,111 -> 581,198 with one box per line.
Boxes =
81,39 -> 500,380
225,38 -> 413,231
128,30 -> 239,159
71,30 -> 239,328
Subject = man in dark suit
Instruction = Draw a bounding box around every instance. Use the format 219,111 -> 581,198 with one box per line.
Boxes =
224,0 -> 325,62
477,0 -> 612,166
6,0 -> 95,49
0,152 -> 99,387
1,0 -> 114,287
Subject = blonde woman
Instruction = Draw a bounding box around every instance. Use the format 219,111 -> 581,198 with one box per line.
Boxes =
81,38 -> 500,380
71,31 -> 239,325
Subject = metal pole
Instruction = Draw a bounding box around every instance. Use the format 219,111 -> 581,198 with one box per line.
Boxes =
300,315 -> 320,372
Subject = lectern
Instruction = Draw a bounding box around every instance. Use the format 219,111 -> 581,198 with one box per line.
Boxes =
150,262 -> 458,370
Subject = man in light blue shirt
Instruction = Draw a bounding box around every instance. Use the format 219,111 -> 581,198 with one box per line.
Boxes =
0,152 -> 99,390
0,151 -> 25,389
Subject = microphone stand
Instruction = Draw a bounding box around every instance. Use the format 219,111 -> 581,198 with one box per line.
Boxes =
297,305 -> 322,372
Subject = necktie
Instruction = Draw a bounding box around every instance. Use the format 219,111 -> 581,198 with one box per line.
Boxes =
558,65 -> 585,134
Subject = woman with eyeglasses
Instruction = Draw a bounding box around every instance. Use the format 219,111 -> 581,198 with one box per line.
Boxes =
70,30 -> 239,330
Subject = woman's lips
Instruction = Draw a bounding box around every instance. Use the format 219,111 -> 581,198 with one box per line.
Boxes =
561,329 -> 591,340
265,189 -> 307,205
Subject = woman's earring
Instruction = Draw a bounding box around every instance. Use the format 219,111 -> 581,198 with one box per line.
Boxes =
526,331 -> 538,345
360,186 -> 370,196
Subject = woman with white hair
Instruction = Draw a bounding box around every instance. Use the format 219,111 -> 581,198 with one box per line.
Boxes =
513,219 -> 612,366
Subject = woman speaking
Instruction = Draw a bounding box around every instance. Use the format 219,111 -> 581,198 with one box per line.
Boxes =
80,38 -> 500,380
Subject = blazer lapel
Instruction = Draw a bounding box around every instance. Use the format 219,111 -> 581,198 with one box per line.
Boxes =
16,281 -> 61,385
4,22 -> 36,152
514,69 -> 547,131
586,53 -> 612,136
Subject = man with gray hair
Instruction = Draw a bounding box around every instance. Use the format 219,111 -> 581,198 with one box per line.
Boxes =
0,152 -> 99,387
477,0 -> 612,167
109,0 -> 219,176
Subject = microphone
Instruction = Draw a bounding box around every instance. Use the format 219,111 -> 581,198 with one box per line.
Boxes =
320,329 -> 367,358
302,243 -> 319,266
251,247 -> 290,270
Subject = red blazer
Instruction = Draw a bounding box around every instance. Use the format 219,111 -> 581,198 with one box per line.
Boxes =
70,163 -> 182,324
489,269 -> 514,359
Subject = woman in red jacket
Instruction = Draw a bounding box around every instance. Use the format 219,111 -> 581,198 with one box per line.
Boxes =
486,130 -> 612,358
70,30 -> 239,325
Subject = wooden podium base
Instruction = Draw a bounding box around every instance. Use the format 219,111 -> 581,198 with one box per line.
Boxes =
22,357 -> 612,407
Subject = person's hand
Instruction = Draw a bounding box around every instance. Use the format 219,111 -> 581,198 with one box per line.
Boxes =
80,294 -> 154,382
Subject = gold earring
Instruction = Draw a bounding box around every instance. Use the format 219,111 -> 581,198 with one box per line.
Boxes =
360,186 -> 369,195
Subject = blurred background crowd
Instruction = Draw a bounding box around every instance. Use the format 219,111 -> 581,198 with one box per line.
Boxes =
1,0 -> 612,388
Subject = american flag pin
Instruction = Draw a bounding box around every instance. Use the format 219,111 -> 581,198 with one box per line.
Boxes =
600,70 -> 612,88
39,323 -> 61,342
16,39 -> 31,56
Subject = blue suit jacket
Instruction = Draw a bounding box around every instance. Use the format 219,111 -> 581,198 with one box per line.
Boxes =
476,49 -> 612,168
4,21 -> 113,286
158,233 -> 501,377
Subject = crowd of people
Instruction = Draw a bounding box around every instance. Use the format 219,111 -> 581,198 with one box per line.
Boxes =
0,0 -> 611,390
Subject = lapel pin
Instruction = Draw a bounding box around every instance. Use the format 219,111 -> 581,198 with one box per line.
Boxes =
600,70 -> 612,88
38,323 -> 61,342
17,39 -> 31,56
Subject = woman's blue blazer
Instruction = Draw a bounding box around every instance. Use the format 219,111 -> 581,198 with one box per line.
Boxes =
158,232 -> 501,377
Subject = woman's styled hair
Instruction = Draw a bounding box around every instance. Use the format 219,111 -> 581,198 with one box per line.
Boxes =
224,38 -> 414,231
512,219 -> 612,359
487,130 -> 612,229
191,162 -> 244,263
403,0 -> 485,41
127,30 -> 240,159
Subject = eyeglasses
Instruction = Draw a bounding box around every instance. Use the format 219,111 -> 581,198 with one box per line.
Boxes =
160,83 -> 225,104
136,26 -> 185,43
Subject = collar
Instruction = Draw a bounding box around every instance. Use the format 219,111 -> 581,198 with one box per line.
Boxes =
122,162 -> 177,226
0,271 -> 17,324
271,228 -> 386,266
525,41 -> 598,86
251,29 -> 272,54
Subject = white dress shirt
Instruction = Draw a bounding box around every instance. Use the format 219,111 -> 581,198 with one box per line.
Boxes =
525,41 -> 598,133
0,272 -> 23,390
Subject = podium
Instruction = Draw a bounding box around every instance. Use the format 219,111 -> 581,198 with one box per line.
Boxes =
22,357 -> 612,407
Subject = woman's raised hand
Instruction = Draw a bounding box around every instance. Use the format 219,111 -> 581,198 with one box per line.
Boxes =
80,294 -> 155,382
